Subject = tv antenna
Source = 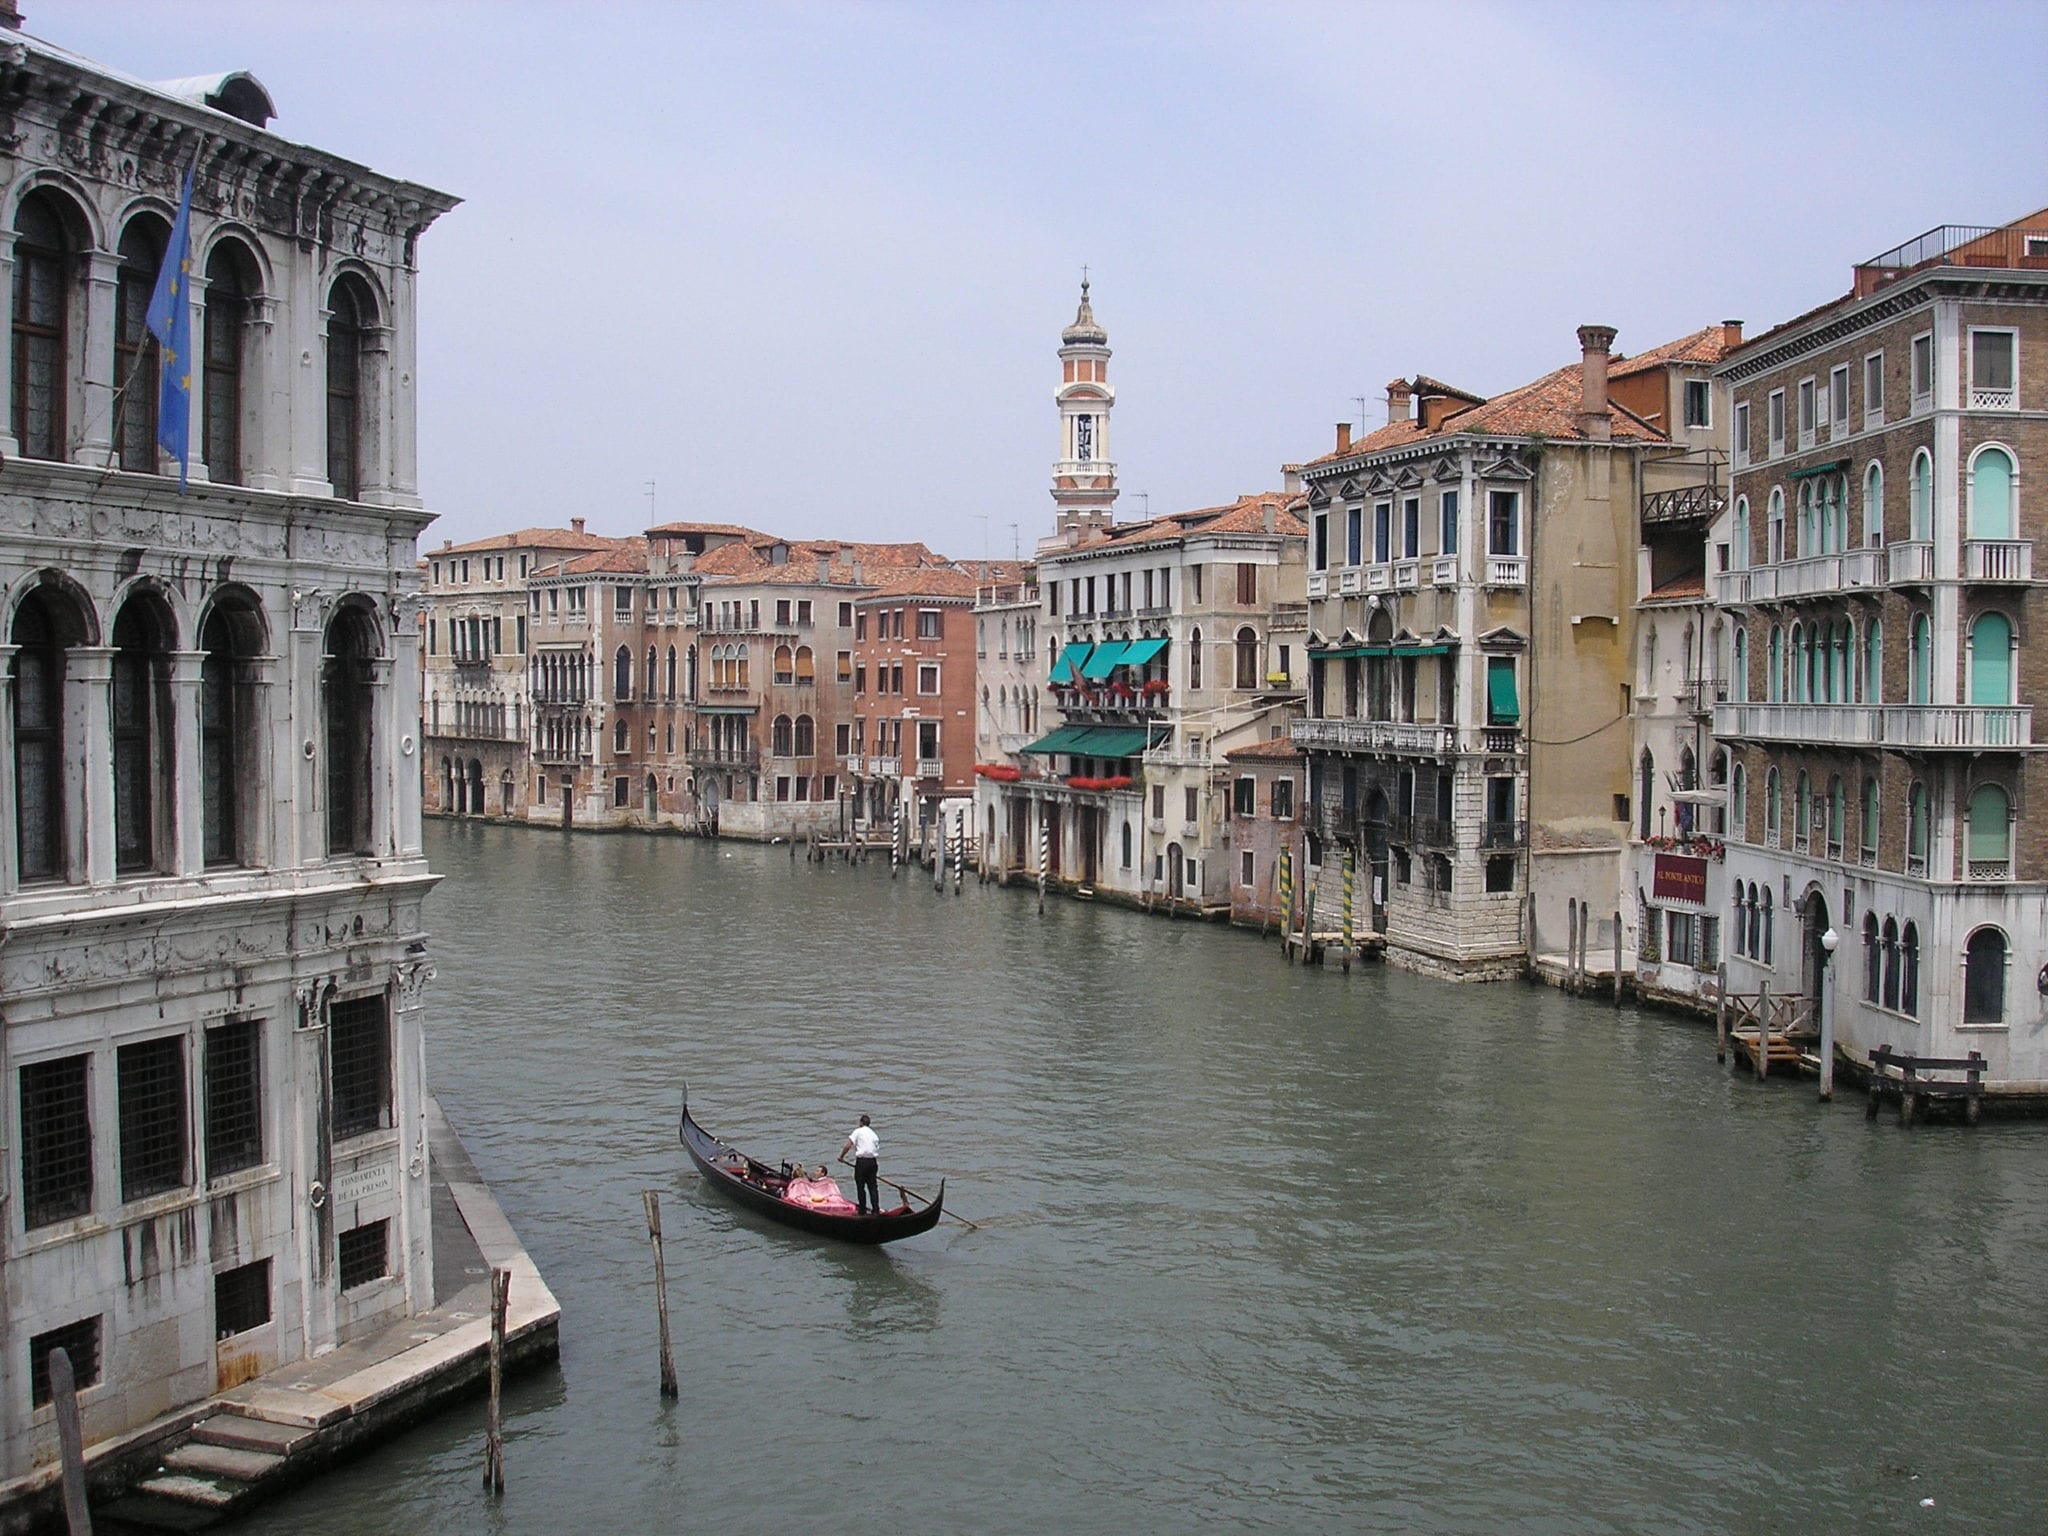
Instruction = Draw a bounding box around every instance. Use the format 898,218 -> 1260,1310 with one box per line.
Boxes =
645,479 -> 657,520
1353,396 -> 1370,430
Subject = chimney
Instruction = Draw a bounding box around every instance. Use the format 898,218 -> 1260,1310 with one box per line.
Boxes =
1386,377 -> 1413,426
1262,501 -> 1277,534
1721,319 -> 1744,350
441,538 -> 452,551
0,4 -> 23,31
1281,463 -> 1302,493
570,517 -> 586,535
1577,324 -> 1618,440
1335,422 -> 1352,453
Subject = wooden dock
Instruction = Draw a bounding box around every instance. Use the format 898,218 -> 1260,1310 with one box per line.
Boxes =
1719,988 -> 1817,1080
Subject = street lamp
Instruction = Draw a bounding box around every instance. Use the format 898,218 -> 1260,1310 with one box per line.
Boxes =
1818,925 -> 1841,1101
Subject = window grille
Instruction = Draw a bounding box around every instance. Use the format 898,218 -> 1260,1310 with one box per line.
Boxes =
329,995 -> 390,1140
30,1317 -> 101,1407
339,1219 -> 389,1290
205,1019 -> 263,1179
215,1259 -> 272,1338
118,1036 -> 188,1201
21,1055 -> 93,1227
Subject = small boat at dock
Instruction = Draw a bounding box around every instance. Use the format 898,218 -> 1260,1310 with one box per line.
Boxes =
679,1087 -> 945,1244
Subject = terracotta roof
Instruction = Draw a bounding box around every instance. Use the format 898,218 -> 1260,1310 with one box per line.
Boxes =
1644,571 -> 1708,601
1409,375 -> 1486,404
1066,491 -> 1308,553
435,527 -> 621,556
645,521 -> 766,539
799,540 -> 949,568
553,538 -> 650,576
858,567 -> 982,601
1608,325 -> 1737,380
1225,737 -> 1303,763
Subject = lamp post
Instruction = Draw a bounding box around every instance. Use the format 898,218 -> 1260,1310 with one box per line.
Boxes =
1818,925 -> 1841,1101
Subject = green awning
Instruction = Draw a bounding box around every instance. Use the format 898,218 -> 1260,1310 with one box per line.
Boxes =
1487,659 -> 1520,724
1050,642 -> 1092,684
1120,637 -> 1168,667
1070,727 -> 1154,758
1310,645 -> 1371,660
1393,642 -> 1453,657
1081,640 -> 1130,680
1021,724 -> 1098,755
1786,458 -> 1850,480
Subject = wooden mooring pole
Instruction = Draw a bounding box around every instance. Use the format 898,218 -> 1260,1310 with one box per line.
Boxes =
483,1267 -> 510,1492
51,1346 -> 91,1535
642,1190 -> 678,1399
1755,980 -> 1772,1081
1612,910 -> 1622,1009
1566,900 -> 1579,993
1714,960 -> 1729,1063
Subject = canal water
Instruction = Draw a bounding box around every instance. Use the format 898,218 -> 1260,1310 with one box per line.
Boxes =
241,822 -> 2047,1534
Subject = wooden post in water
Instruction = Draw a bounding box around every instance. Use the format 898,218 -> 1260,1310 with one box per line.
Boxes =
1566,900 -> 1579,993
954,809 -> 965,893
50,1346 -> 91,1536
1303,890 -> 1317,967
1341,848 -> 1355,973
484,1267 -> 510,1492
1714,961 -> 1729,1063
642,1190 -> 678,1399
1612,910 -> 1623,1009
1818,949 -> 1836,1102
1037,804 -> 1048,915
1755,979 -> 1771,1080
890,798 -> 902,879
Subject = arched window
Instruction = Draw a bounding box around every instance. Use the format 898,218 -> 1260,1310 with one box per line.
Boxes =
1862,913 -> 1881,1002
1968,611 -> 2013,705
1121,821 -> 1133,869
1767,488 -> 1785,563
12,191 -> 75,460
1863,462 -> 1884,548
1189,628 -> 1202,690
1967,783 -> 2011,874
111,594 -> 175,873
1234,627 -> 1258,690
1730,762 -> 1747,839
200,589 -> 264,867
1732,627 -> 1748,702
666,645 -> 678,700
1907,781 -> 1928,873
1732,496 -> 1750,569
771,713 -> 793,756
11,584 -> 89,881
1788,622 -> 1805,702
1746,882 -> 1761,959
1861,776 -> 1879,864
737,644 -> 749,690
613,718 -> 628,753
114,217 -> 168,472
793,714 -> 815,756
1881,917 -> 1901,1011
203,242 -> 256,484
1794,770 -> 1810,849
1767,625 -> 1782,702
1637,750 -> 1654,839
1765,767 -> 1781,845
1909,614 -> 1932,703
1863,620 -> 1882,705
1968,446 -> 2015,541
613,646 -> 632,701
795,645 -> 815,683
1826,774 -> 1844,858
773,644 -> 794,685
1963,928 -> 2008,1024
322,602 -> 378,855
326,277 -> 374,500
1761,887 -> 1774,964
645,646 -> 656,699
1900,922 -> 1920,1017
1909,449 -> 1933,541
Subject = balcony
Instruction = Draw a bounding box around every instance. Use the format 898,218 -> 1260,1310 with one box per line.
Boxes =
1852,224 -> 2048,298
916,757 -> 944,779
1482,726 -> 1522,754
1713,701 -> 2033,750
1685,677 -> 1727,716
1640,483 -> 1728,528
692,745 -> 761,769
1338,568 -> 1363,595
871,755 -> 901,777
1394,560 -> 1422,590
1486,556 -> 1527,588
1429,556 -> 1457,586
1292,718 -> 1455,757
1718,548 -> 1887,605
1390,814 -> 1453,848
1887,541 -> 1934,584
1964,540 -> 2032,582
1306,571 -> 1328,598
1480,819 -> 1527,850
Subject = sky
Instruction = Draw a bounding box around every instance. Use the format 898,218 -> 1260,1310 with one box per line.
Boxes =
47,1 -> 2048,559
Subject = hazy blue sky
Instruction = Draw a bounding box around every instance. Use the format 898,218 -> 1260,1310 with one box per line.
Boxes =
49,1 -> 2048,556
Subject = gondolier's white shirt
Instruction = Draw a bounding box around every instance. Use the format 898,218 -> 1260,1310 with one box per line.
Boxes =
848,1125 -> 880,1160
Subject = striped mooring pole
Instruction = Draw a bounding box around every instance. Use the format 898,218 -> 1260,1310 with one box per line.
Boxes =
953,809 -> 965,894
1276,849 -> 1293,953
1037,805 -> 1049,915
1341,848 -> 1356,973
890,797 -> 902,879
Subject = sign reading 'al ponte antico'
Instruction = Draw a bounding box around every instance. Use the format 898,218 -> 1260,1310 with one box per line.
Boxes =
1652,854 -> 1709,905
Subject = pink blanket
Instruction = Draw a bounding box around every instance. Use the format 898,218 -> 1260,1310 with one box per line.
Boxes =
783,1177 -> 858,1216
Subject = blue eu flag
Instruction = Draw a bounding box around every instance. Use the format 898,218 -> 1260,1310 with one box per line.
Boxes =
145,162 -> 196,489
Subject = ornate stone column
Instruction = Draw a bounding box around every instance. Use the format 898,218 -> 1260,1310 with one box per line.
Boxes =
393,960 -> 435,1314
244,295 -> 283,492
78,250 -> 119,467
368,655 -> 396,857
169,650 -> 206,875
70,645 -> 116,885
0,644 -> 17,895
0,231 -> 19,457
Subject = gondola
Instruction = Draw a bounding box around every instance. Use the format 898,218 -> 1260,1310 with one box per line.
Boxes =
679,1086 -> 945,1244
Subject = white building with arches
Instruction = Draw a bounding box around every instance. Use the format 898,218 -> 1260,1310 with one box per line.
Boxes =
1710,207 -> 2048,1089
0,23 -> 456,1478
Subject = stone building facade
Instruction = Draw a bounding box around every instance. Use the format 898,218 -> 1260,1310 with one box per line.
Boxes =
1710,209 -> 2048,1084
850,567 -> 983,844
1222,737 -> 1303,927
0,29 -> 454,1478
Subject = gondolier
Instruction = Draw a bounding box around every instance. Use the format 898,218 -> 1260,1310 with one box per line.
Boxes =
841,1114 -> 881,1216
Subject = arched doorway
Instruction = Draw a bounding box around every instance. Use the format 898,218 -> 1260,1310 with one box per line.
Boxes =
468,759 -> 484,815
1801,887 -> 1831,1017
1364,784 -> 1391,933
1165,841 -> 1184,901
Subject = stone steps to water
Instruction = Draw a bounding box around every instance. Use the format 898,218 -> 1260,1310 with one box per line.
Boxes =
163,1441 -> 287,1482
189,1412 -> 317,1456
93,1489 -> 223,1534
94,1411 -> 309,1531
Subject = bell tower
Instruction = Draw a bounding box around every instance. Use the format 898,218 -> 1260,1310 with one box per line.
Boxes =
1050,276 -> 1117,544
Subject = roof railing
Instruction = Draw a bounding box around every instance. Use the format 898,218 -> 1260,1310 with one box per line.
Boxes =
1853,225 -> 2048,297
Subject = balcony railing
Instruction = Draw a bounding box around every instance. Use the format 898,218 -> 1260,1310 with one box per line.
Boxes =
1338,568 -> 1363,595
1430,556 -> 1457,585
1853,224 -> 2048,297
1486,556 -> 1527,588
1292,718 -> 1455,756
1887,541 -> 1934,584
1713,701 -> 2033,749
916,757 -> 944,779
1964,540 -> 2032,582
871,755 -> 901,777
1482,726 -> 1523,754
692,745 -> 761,768
1388,813 -> 1453,848
1640,483 -> 1728,527
1967,857 -> 2013,882
1307,571 -> 1328,599
1394,560 -> 1422,589
1685,677 -> 1727,715
1480,819 -> 1527,850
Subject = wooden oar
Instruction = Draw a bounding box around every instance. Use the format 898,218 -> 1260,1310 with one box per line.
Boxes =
840,1156 -> 980,1230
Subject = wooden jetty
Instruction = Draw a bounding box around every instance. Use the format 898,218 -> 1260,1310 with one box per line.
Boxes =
1866,1044 -> 1988,1126
1720,987 -> 1818,1079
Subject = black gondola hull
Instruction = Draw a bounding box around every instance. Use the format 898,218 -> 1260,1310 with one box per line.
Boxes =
680,1091 -> 945,1245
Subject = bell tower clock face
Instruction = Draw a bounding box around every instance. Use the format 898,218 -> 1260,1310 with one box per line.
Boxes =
1075,414 -> 1094,461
